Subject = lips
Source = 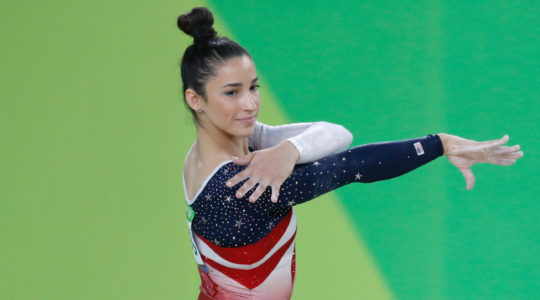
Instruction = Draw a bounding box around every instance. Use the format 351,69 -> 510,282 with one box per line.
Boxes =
236,115 -> 257,123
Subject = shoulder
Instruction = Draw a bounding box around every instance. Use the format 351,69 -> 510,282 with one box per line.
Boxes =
183,149 -> 245,203
186,160 -> 245,204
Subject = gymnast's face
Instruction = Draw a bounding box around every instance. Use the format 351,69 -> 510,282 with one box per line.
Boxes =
200,55 -> 260,138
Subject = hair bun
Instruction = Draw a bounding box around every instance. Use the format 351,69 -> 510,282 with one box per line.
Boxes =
177,7 -> 217,43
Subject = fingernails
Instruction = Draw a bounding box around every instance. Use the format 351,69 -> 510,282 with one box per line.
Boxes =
236,192 -> 242,198
226,181 -> 232,187
249,196 -> 254,202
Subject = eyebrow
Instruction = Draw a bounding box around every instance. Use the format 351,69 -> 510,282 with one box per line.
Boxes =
221,77 -> 259,88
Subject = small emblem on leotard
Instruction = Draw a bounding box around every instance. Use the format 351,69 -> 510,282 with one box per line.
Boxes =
414,142 -> 425,156
186,205 -> 195,222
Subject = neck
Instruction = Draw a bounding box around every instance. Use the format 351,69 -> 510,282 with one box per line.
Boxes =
194,122 -> 250,164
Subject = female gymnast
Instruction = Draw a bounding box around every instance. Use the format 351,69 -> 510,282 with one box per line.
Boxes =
178,7 -> 523,300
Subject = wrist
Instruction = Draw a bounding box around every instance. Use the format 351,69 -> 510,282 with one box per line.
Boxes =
437,133 -> 452,155
279,140 -> 301,163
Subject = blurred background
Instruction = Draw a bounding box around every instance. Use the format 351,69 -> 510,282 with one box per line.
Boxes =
1,0 -> 538,299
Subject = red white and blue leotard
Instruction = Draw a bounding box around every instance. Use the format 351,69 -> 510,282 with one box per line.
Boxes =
183,122 -> 444,299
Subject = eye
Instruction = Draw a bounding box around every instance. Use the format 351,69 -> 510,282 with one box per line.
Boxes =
223,90 -> 237,96
250,84 -> 260,92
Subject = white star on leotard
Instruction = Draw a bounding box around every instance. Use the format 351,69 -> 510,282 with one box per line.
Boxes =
234,219 -> 244,229
287,200 -> 295,206
313,161 -> 320,166
205,194 -> 212,201
355,173 -> 363,180
225,196 -> 233,203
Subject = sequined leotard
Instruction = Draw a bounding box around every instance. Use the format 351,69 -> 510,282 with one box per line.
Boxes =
183,123 -> 443,300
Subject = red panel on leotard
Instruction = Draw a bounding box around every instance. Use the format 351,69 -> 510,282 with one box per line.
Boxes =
201,231 -> 296,289
196,209 -> 292,265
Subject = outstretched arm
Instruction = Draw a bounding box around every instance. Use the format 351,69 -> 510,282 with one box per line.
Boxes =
232,133 -> 523,212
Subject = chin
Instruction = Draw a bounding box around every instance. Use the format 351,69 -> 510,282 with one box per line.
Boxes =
240,127 -> 256,137
234,123 -> 256,138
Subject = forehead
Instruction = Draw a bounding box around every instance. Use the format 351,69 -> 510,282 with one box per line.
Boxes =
211,55 -> 256,84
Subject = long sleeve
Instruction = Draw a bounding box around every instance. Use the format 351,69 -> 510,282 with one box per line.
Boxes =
248,121 -> 353,163
274,134 -> 443,204
191,134 -> 444,247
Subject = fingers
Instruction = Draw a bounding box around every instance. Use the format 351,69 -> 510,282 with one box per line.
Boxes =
224,163 -> 282,203
492,145 -> 520,154
248,182 -> 268,203
226,170 -> 249,188
448,135 -> 514,156
248,183 -> 281,203
270,185 -> 280,203
490,158 -> 517,166
481,134 -> 509,148
505,151 -> 524,159
460,168 -> 475,190
226,173 -> 276,202
227,153 -> 255,187
235,178 -> 258,199
488,150 -> 523,165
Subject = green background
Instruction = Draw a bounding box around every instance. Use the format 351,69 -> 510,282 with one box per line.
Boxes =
1,0 -> 538,299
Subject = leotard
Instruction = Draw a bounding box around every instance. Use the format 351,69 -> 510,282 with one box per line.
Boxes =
183,122 -> 443,300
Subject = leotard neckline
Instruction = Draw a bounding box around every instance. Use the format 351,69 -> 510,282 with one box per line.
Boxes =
182,142 -> 233,205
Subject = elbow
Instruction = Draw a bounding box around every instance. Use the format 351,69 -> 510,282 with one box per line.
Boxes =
342,126 -> 353,148
318,121 -> 353,151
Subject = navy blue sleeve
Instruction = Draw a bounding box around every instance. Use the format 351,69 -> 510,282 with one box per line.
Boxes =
191,134 -> 443,247
268,134 -> 443,208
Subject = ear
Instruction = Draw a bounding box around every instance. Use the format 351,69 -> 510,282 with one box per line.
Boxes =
185,89 -> 205,112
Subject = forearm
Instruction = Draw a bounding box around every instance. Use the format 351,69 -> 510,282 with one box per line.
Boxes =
249,121 -> 353,163
265,134 -> 444,212
286,122 -> 353,163
341,134 -> 444,183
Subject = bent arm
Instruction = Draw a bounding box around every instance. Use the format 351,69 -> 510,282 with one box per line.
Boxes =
248,121 -> 353,163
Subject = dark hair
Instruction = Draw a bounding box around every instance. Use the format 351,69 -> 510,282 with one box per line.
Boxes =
177,7 -> 250,120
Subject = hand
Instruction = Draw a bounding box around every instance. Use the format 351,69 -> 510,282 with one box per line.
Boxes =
438,134 -> 524,190
225,141 -> 300,203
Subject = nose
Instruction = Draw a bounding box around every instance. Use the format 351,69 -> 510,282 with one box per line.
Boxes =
242,91 -> 257,110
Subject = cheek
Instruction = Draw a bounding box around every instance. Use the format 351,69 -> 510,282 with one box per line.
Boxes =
209,98 -> 238,120
224,101 -> 240,116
